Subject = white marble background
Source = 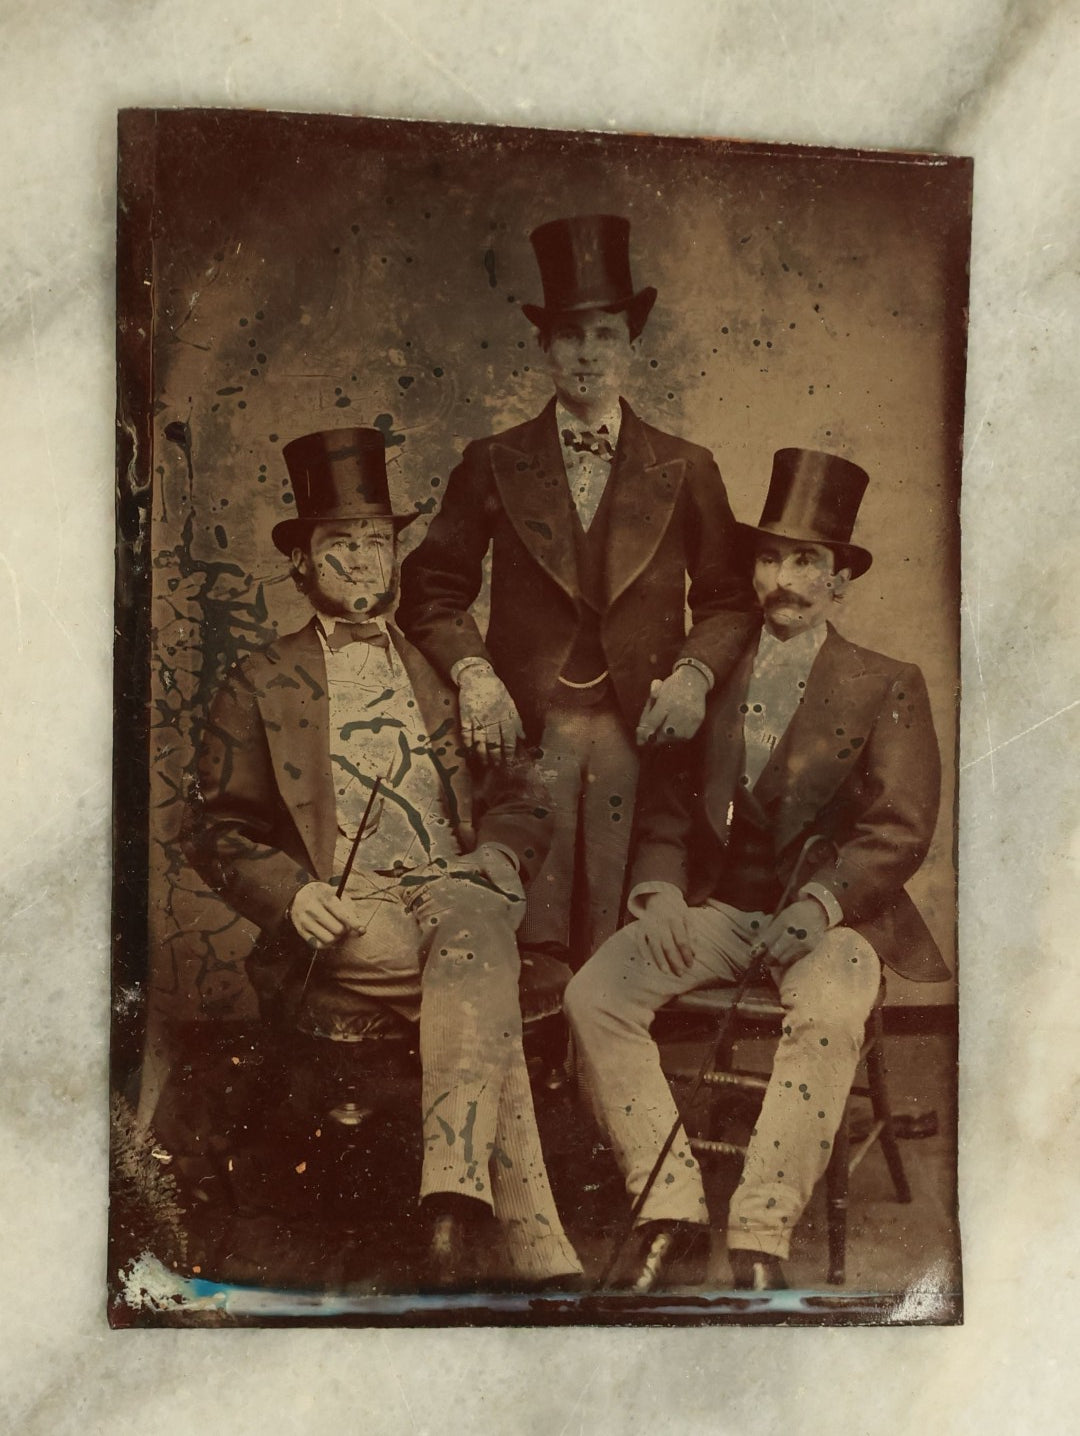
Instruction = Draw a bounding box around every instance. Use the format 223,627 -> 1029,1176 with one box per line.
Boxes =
1,2 -> 1077,1431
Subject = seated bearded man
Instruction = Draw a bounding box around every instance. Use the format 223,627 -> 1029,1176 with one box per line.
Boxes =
564,448 -> 948,1292
184,426 -> 582,1291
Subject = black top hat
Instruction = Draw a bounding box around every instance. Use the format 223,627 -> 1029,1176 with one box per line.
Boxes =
521,215 -> 657,340
271,427 -> 417,554
739,449 -> 873,578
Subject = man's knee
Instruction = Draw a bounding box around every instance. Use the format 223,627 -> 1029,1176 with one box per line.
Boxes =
417,873 -> 523,935
563,965 -> 599,1034
324,901 -> 421,980
564,929 -> 643,1034
781,928 -> 880,1047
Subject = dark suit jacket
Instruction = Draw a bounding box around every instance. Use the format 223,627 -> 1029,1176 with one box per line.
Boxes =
397,398 -> 756,737
183,618 -> 553,1017
631,624 -> 949,983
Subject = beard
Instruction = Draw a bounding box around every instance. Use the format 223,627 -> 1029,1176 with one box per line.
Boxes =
307,571 -> 398,622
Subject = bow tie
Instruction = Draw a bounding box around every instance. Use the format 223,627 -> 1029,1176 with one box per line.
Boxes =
323,621 -> 390,653
561,425 -> 615,462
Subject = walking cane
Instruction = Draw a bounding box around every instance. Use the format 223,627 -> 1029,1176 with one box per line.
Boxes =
295,774 -> 384,1009
594,831 -> 833,1292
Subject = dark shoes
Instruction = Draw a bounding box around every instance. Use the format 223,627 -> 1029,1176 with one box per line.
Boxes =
420,1193 -> 489,1292
420,1194 -> 585,1295
613,1219 -> 711,1294
729,1248 -> 789,1291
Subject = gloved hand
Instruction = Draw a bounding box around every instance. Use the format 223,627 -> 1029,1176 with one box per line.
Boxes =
457,661 -> 525,762
635,666 -> 710,745
752,898 -> 829,968
633,886 -> 696,975
288,881 -> 362,947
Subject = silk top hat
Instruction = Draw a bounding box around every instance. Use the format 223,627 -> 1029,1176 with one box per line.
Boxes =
272,426 -> 417,554
740,448 -> 873,578
521,214 -> 657,339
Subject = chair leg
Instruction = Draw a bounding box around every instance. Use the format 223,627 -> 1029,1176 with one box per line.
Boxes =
866,1018 -> 912,1204
825,1113 -> 849,1285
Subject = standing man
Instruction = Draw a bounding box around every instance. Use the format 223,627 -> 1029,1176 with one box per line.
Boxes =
184,426 -> 582,1290
564,449 -> 950,1291
398,215 -> 755,969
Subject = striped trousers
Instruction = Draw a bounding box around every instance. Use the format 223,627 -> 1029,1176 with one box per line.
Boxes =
311,866 -> 582,1282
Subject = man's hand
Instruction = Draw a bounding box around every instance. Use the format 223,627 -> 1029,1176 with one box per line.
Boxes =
753,898 -> 829,969
636,666 -> 710,746
288,882 -> 362,947
633,886 -> 696,976
403,845 -> 526,931
457,662 -> 525,762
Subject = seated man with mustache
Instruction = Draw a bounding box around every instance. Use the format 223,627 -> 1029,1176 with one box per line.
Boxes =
565,449 -> 949,1292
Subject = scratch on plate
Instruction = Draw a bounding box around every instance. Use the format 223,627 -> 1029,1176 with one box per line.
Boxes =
0,549 -> 23,649
366,1 -> 492,112
961,697 -> 1079,771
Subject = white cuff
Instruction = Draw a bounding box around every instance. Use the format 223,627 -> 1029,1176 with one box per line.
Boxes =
627,879 -> 685,919
450,655 -> 494,685
799,881 -> 844,930
673,657 -> 715,691
479,841 -> 520,874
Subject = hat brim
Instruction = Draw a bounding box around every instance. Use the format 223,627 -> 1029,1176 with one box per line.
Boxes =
522,287 -> 657,338
272,508 -> 418,555
738,522 -> 873,580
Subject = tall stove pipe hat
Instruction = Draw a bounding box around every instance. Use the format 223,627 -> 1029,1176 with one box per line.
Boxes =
271,426 -> 417,555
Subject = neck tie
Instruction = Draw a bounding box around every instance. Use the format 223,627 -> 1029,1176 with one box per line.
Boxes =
562,425 -> 615,462
323,621 -> 390,653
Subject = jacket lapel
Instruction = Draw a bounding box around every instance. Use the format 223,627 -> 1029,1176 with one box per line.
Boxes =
605,401 -> 687,607
702,644 -> 755,842
490,398 -> 580,601
756,626 -> 884,856
388,623 -> 475,845
258,618 -> 336,881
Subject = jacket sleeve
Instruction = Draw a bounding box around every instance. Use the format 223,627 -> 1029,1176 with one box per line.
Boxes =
678,450 -> 759,687
805,663 -> 941,925
397,440 -> 497,679
182,665 -> 314,934
627,739 -> 701,895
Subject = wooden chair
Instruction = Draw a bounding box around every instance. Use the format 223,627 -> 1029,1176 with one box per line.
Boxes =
660,980 -> 911,1285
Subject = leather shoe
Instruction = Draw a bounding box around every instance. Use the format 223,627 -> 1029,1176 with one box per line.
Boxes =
420,1194 -> 489,1292
729,1248 -> 789,1291
615,1219 -> 710,1294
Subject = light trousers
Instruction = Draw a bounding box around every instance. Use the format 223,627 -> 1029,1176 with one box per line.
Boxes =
564,903 -> 881,1260
519,701 -> 639,964
313,870 -> 582,1281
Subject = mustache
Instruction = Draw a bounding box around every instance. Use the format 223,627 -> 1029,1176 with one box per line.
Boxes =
763,588 -> 812,610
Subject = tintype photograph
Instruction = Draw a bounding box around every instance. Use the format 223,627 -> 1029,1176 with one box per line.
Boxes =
111,108 -> 969,1327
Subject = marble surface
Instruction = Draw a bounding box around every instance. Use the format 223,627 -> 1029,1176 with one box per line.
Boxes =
1,1 -> 1077,1431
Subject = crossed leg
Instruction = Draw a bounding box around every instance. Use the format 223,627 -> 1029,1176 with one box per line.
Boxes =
323,874 -> 580,1280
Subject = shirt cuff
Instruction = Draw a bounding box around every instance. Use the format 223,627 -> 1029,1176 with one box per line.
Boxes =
673,656 -> 715,691
450,655 -> 494,685
627,879 -> 685,920
481,841 -> 521,874
799,882 -> 844,930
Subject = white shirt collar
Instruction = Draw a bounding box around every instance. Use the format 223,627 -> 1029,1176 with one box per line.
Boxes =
316,612 -> 390,638
755,619 -> 828,666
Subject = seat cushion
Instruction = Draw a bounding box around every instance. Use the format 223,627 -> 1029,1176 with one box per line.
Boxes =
668,983 -> 785,1021
292,947 -> 570,1042
297,991 -> 413,1043
519,949 -> 571,1023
